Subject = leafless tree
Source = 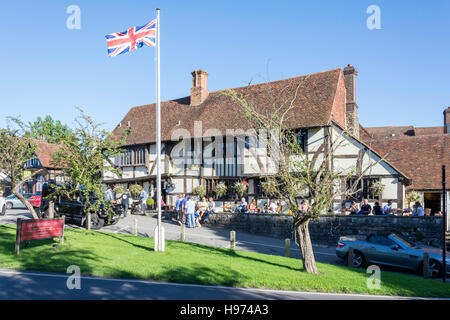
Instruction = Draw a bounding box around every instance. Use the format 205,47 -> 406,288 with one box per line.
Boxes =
224,79 -> 386,274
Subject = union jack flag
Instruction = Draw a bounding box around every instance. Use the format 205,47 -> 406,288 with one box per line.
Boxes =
105,20 -> 156,57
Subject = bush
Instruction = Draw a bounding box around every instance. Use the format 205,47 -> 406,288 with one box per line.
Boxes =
214,182 -> 227,198
146,198 -> 154,206
233,181 -> 248,197
129,184 -> 143,197
113,186 -> 125,195
193,185 -> 206,198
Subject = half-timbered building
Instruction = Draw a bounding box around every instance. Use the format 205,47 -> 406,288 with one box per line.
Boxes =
104,65 -> 410,212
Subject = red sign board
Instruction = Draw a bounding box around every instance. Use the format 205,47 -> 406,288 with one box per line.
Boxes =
15,217 -> 65,255
20,219 -> 64,241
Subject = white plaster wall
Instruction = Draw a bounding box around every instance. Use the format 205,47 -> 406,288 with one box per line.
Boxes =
135,166 -> 147,178
172,178 -> 184,194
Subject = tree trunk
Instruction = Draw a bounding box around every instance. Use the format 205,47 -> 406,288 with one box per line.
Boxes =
12,189 -> 39,219
297,220 -> 319,274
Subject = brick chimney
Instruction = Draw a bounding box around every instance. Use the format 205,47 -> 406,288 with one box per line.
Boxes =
444,107 -> 450,134
190,69 -> 209,106
343,64 -> 359,139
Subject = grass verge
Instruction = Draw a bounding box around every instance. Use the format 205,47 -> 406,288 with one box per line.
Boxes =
0,224 -> 448,298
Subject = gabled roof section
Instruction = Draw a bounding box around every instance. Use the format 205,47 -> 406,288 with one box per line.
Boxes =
360,125 -> 449,190
31,140 -> 61,169
113,68 -> 344,146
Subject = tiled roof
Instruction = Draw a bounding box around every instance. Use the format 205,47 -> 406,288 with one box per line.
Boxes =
414,126 -> 444,136
364,126 -> 415,140
361,129 -> 449,190
112,68 -> 346,146
31,140 -> 60,169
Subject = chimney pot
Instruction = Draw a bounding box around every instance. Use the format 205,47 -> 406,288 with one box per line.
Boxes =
190,69 -> 209,106
444,107 -> 450,134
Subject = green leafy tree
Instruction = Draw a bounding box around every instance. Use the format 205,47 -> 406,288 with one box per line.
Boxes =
49,108 -> 129,228
0,121 -> 41,219
27,115 -> 72,143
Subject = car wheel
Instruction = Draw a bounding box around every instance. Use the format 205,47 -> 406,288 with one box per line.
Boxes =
350,250 -> 366,268
429,260 -> 442,278
84,214 -> 105,230
5,202 -> 13,210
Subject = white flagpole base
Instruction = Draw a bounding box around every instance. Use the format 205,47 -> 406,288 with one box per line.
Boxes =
154,225 -> 165,252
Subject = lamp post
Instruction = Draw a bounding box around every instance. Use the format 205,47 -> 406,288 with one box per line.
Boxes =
442,165 -> 446,283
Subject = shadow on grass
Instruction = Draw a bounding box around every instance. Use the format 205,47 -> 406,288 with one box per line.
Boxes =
107,263 -> 249,288
0,225 -> 105,277
171,241 -> 301,272
99,232 -> 153,252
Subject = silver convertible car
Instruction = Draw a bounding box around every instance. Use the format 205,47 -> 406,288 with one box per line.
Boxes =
336,233 -> 450,278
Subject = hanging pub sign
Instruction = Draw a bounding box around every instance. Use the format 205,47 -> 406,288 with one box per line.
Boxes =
15,217 -> 65,255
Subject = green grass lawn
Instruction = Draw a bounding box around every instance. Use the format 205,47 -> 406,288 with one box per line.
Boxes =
0,224 -> 448,298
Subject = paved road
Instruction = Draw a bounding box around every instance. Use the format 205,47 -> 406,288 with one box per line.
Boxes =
0,268 -> 425,300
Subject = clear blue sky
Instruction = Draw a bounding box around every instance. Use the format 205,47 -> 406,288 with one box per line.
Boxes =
1,0 -> 449,131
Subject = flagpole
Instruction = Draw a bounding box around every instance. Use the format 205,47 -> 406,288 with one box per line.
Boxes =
154,7 -> 165,252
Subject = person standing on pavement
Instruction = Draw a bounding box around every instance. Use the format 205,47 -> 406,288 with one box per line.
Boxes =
105,186 -> 114,202
139,189 -> 148,216
179,194 -> 188,225
175,194 -> 183,221
185,196 -> 196,228
121,189 -> 131,218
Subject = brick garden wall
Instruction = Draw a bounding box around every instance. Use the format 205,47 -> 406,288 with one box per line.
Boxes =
163,211 -> 444,247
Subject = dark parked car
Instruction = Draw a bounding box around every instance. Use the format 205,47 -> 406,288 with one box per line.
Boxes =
336,233 -> 450,278
39,183 -> 122,229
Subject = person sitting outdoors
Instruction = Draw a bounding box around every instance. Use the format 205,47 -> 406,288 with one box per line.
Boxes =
346,201 -> 358,215
197,196 -> 208,218
239,197 -> 248,213
269,200 -> 278,213
231,201 -> 240,213
194,207 -> 202,228
299,200 -> 309,214
248,198 -> 257,213
382,200 -> 393,215
202,197 -> 215,222
357,199 -> 372,215
373,201 -> 383,215
275,199 -> 282,213
412,201 -> 424,216
261,198 -> 271,213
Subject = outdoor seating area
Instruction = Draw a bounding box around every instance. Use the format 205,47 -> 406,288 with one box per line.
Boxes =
340,199 -> 444,217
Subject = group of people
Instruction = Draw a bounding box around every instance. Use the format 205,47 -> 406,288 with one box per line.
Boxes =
230,198 -> 283,214
105,186 -> 150,218
343,199 -> 427,216
175,194 -> 216,228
